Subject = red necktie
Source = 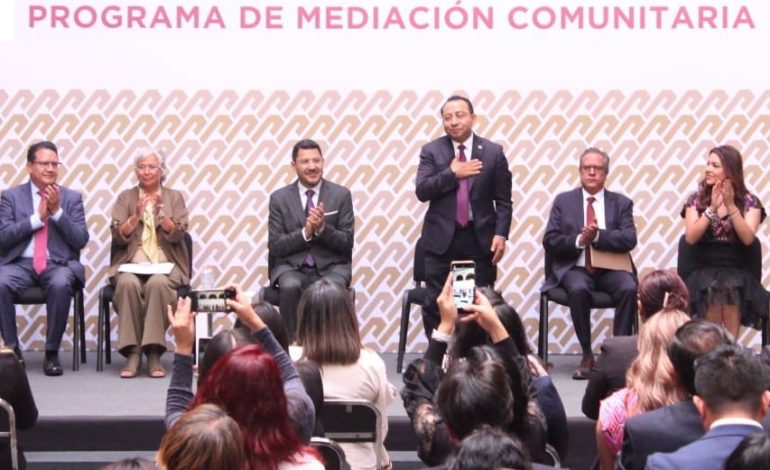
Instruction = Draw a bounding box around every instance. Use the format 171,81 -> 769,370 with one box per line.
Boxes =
456,144 -> 469,227
304,189 -> 316,267
33,191 -> 48,274
585,197 -> 596,274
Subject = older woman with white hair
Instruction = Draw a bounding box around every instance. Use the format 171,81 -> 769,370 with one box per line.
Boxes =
109,148 -> 190,378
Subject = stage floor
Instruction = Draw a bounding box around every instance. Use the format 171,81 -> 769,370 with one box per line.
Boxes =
18,351 -> 592,469
23,351 -> 588,418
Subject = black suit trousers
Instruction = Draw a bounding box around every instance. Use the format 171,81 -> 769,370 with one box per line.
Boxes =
422,225 -> 495,339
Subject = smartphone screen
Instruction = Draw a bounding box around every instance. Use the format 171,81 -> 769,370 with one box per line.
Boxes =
451,260 -> 476,310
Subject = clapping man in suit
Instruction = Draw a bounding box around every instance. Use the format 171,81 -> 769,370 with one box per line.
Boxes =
646,344 -> 770,470
268,139 -> 354,341
416,95 -> 512,339
0,141 -> 89,376
542,148 -> 638,379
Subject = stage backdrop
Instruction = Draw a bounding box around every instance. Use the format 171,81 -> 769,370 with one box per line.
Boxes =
2,0 -> 770,354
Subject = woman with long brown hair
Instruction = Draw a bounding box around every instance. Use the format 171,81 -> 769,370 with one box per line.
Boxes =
681,144 -> 768,338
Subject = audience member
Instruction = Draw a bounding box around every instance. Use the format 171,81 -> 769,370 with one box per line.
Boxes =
646,345 -> 770,470
109,147 -> 190,378
542,147 -> 638,379
293,278 -> 395,470
268,139 -> 354,342
681,144 -> 768,339
447,425 -> 532,470
725,431 -> 770,470
157,403 -> 244,470
0,343 -> 38,470
617,319 -> 734,470
472,287 -> 568,459
165,286 -> 315,445
596,309 -> 690,469
402,277 -> 547,466
583,269 -> 690,420
0,140 -> 89,376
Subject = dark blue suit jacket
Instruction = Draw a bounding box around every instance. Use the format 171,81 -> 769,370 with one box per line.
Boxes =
645,423 -> 762,470
0,182 -> 89,285
415,134 -> 512,256
541,187 -> 636,292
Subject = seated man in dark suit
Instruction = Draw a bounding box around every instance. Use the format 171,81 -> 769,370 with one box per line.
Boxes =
618,319 -> 734,470
268,139 -> 354,341
542,147 -> 638,379
0,141 -> 89,376
646,344 -> 770,470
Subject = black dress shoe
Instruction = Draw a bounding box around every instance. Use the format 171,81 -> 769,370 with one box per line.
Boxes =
44,352 -> 63,376
572,354 -> 595,380
12,346 -> 25,368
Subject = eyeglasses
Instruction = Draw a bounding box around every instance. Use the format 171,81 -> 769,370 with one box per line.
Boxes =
32,161 -> 62,168
136,165 -> 160,172
581,165 -> 606,173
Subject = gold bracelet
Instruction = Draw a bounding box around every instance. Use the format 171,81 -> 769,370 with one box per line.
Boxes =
729,210 -> 739,218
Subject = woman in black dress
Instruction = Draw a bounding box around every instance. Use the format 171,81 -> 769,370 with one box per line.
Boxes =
681,144 -> 768,339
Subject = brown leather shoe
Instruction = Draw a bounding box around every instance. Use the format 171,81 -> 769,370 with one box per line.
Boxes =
572,354 -> 595,380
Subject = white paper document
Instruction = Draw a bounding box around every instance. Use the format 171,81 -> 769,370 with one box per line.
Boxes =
118,262 -> 175,275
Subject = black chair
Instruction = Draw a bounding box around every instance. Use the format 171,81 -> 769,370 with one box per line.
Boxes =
538,254 -> 638,364
676,235 -> 768,345
310,437 -> 350,470
13,286 -> 86,371
396,238 -> 428,374
0,398 -> 19,470
318,399 -> 381,469
96,232 -> 193,371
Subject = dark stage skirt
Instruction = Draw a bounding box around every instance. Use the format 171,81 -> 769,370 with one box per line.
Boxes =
684,242 -> 769,329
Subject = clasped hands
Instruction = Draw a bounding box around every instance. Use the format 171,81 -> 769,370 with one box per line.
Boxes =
167,284 -> 266,356
710,179 -> 737,213
578,222 -> 598,248
304,201 -> 326,239
37,184 -> 61,219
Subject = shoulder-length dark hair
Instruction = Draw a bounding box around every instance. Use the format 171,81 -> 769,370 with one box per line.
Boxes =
451,288 -> 532,359
190,344 -> 307,470
295,279 -> 361,366
695,145 -> 749,213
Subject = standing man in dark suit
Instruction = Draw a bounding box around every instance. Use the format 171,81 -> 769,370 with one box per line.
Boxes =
646,344 -> 770,470
0,141 -> 89,376
416,95 -> 512,338
268,139 -> 354,341
542,147 -> 638,379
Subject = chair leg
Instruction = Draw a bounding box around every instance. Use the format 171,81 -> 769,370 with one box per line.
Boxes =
105,300 -> 112,366
97,293 -> 105,372
538,294 -> 549,364
763,316 -> 768,347
79,291 -> 86,364
397,292 -> 412,374
72,293 -> 79,372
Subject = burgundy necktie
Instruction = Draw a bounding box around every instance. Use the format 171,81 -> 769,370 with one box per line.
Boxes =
585,196 -> 596,274
33,191 -> 48,274
304,189 -> 316,267
456,144 -> 469,227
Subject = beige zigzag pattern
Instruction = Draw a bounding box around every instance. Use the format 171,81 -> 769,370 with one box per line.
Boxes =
1,89 -> 769,353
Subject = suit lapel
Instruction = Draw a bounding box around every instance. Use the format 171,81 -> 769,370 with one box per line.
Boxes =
572,188 -> 585,228
604,191 -> 615,228
290,181 -> 305,226
468,134 -> 482,193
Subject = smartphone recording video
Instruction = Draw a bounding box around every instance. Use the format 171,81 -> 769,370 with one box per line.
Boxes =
451,260 -> 476,310
188,288 -> 236,313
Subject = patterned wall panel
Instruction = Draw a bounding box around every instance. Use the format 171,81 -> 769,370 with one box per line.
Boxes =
1,89 -> 769,354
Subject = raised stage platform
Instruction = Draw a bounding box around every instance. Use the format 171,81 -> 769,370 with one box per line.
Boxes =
17,352 -> 597,470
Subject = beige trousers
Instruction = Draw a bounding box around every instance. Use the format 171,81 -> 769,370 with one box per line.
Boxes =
114,267 -> 184,356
